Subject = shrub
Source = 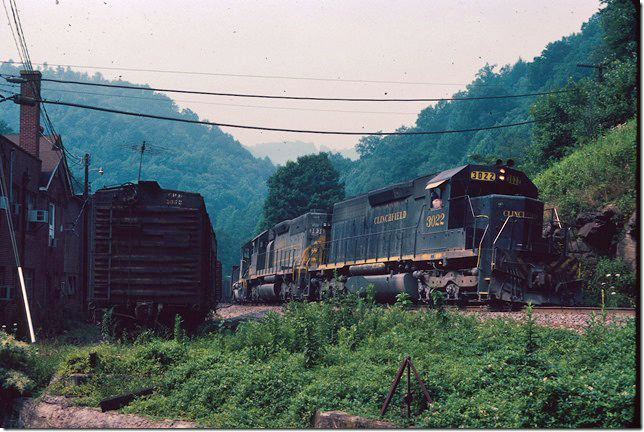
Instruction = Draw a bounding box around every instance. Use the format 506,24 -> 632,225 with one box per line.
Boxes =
47,302 -> 636,428
580,257 -> 636,307
534,118 -> 636,223
0,332 -> 36,423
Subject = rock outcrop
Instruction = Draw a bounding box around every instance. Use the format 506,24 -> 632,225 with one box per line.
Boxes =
617,211 -> 637,273
312,410 -> 396,428
574,204 -> 621,256
8,395 -> 197,429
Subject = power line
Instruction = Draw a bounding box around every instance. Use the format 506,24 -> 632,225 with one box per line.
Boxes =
35,96 -> 542,136
0,83 -> 422,115
2,75 -> 572,103
2,2 -> 81,190
0,60 -> 474,87
1,1 -> 24,67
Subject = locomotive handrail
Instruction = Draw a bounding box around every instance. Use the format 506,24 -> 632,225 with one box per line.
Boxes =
491,215 -> 521,270
413,204 -> 427,261
461,195 -> 489,253
476,223 -> 490,269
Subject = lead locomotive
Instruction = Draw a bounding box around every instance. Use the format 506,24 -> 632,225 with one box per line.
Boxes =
232,161 -> 581,307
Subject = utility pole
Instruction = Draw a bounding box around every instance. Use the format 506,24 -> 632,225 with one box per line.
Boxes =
576,63 -> 604,83
138,141 -> 146,183
82,153 -> 89,316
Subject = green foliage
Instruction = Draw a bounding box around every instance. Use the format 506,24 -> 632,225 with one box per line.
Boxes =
528,57 -> 636,170
365,284 -> 376,306
580,257 -> 636,307
0,119 -> 13,134
100,307 -> 117,343
598,0 -> 639,61
43,302 -> 636,428
394,292 -> 412,309
526,0 -> 637,171
0,331 -> 36,422
533,118 -> 636,222
523,303 -> 537,356
261,153 -> 345,229
173,314 -> 184,343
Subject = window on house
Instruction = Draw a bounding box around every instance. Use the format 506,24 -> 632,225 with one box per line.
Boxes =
0,268 -> 11,301
48,202 -> 55,240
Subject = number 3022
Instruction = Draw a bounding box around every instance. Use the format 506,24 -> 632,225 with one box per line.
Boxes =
426,213 -> 445,228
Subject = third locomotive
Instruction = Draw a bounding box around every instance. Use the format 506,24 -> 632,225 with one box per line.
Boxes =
232,161 -> 581,308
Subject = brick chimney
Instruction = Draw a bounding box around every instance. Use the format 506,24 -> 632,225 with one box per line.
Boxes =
19,70 -> 41,159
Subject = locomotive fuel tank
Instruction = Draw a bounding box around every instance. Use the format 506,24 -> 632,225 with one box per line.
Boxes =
255,283 -> 281,302
346,273 -> 418,303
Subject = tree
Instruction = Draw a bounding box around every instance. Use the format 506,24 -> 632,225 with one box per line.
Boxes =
598,0 -> 639,62
261,153 -> 345,230
528,0 -> 638,170
0,119 -> 13,134
355,134 -> 383,158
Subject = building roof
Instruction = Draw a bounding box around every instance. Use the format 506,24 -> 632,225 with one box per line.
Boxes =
2,134 -> 73,193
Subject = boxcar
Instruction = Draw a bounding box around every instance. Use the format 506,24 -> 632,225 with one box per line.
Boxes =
88,181 -> 220,326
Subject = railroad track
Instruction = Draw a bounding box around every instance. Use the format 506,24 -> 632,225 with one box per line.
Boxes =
417,304 -> 636,317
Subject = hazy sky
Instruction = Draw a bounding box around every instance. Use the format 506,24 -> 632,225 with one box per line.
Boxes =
1,0 -> 601,151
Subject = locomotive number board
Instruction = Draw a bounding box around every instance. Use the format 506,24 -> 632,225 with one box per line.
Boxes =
470,171 -> 496,181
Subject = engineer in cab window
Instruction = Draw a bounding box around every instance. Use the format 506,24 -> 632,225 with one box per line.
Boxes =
430,188 -> 442,209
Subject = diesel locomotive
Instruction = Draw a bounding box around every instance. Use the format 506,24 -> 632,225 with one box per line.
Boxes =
232,161 -> 581,307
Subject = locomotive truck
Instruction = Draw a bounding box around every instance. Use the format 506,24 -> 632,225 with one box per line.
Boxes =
232,161 -> 581,308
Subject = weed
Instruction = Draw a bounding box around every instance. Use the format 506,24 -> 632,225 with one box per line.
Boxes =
34,302 -> 636,428
394,292 -> 412,309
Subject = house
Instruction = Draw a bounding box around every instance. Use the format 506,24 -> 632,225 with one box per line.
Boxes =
0,70 -> 84,332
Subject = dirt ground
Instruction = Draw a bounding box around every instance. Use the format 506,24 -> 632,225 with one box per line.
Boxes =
213,303 -> 284,319
10,395 -> 197,428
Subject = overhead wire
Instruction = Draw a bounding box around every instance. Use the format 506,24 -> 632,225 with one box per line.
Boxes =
35,96 -> 543,136
0,60 -> 479,87
1,1 -> 24,66
7,76 -> 572,103
0,82 -> 424,115
2,1 -> 83,191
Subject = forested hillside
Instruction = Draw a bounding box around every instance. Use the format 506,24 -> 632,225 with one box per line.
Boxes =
0,63 -> 275,271
339,13 -> 605,196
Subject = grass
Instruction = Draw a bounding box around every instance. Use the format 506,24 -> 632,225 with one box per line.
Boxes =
18,298 -> 637,428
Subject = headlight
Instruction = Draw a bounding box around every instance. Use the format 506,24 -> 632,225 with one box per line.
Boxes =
499,175 -> 505,181
499,168 -> 506,174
